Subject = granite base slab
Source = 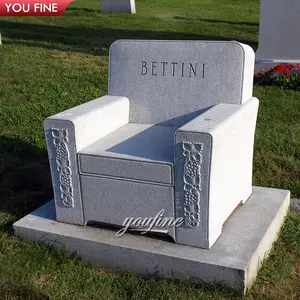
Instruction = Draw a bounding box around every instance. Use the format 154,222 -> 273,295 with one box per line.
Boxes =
13,186 -> 290,294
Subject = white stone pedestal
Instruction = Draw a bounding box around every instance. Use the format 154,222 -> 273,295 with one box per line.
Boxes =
13,186 -> 290,294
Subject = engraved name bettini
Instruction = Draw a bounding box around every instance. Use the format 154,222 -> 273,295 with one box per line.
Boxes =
140,61 -> 206,78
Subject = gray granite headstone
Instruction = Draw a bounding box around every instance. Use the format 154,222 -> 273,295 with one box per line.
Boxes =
255,0 -> 300,71
257,0 -> 300,61
101,0 -> 136,14
109,40 -> 254,126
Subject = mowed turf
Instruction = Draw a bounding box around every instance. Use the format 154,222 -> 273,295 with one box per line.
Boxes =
0,0 -> 300,299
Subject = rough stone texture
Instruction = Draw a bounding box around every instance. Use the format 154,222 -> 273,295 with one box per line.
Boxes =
101,0 -> 136,14
255,0 -> 300,72
13,186 -> 290,294
109,40 -> 255,126
175,97 -> 259,249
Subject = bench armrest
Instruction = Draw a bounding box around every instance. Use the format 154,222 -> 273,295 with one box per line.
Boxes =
44,95 -> 129,225
44,95 -> 129,152
174,97 -> 259,249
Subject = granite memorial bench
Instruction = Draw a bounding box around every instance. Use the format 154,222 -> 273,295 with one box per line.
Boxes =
14,40 -> 290,292
44,40 -> 258,249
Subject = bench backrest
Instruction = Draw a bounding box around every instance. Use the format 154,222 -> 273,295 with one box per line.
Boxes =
108,40 -> 254,126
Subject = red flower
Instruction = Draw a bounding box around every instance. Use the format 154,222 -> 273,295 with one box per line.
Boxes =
284,69 -> 291,77
287,64 -> 294,69
273,64 -> 285,73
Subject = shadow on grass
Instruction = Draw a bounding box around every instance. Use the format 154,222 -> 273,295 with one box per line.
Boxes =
0,20 -> 258,56
4,287 -> 50,300
174,16 -> 258,27
0,136 -> 53,221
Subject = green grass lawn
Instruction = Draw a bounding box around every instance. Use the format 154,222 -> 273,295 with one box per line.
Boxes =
0,0 -> 300,298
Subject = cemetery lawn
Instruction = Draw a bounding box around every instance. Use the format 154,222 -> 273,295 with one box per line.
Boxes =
0,0 -> 300,299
